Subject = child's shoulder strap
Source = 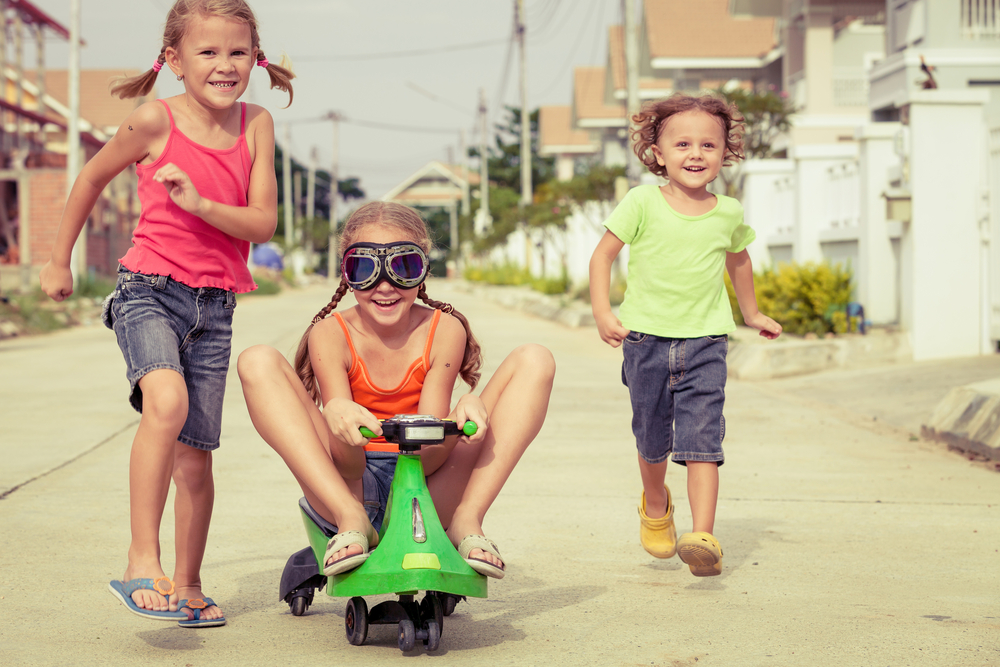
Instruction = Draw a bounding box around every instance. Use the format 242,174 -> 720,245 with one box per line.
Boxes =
331,312 -> 358,375
422,308 -> 442,368
157,99 -> 176,127
240,102 -> 246,135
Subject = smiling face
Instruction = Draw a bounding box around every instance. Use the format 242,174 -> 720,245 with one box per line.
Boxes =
166,14 -> 255,110
651,110 -> 726,196
349,224 -> 423,326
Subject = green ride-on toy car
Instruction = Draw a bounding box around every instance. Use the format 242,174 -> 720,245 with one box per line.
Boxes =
278,414 -> 486,652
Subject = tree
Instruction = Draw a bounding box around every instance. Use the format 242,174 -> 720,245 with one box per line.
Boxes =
468,106 -> 555,195
715,86 -> 795,197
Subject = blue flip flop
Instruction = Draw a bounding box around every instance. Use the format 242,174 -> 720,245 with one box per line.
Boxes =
108,577 -> 187,621
177,598 -> 226,628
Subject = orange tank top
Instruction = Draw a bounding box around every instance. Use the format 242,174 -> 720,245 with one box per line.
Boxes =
333,309 -> 442,452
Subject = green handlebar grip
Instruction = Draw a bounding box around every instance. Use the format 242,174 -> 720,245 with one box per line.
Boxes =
463,421 -> 478,436
359,426 -> 376,439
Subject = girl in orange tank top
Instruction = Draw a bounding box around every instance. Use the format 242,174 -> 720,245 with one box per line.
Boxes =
240,202 -> 555,581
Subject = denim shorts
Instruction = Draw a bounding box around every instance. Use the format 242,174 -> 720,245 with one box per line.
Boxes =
362,451 -> 398,533
102,267 -> 236,451
621,332 -> 728,466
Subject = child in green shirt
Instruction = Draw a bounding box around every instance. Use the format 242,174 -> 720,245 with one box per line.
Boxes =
589,93 -> 781,576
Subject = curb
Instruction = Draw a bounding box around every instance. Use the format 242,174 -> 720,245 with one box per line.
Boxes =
922,381 -> 1000,463
456,282 -> 598,328
726,329 -> 912,380
456,280 -> 914,381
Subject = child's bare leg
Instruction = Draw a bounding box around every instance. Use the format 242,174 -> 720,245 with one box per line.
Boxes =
637,454 -> 670,517
122,368 -> 187,612
686,461 -> 719,534
171,444 -> 224,621
433,344 -> 555,568
238,345 -> 371,564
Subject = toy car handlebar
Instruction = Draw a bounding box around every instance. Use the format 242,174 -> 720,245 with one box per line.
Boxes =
359,414 -> 477,450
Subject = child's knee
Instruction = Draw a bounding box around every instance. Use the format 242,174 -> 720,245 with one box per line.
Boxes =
514,344 -> 556,382
139,371 -> 189,430
237,345 -> 282,382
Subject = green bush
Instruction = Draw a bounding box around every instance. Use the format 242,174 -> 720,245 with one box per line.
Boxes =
464,263 -> 569,296
726,261 -> 853,336
238,270 -> 283,298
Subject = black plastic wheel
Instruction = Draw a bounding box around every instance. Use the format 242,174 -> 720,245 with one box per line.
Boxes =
421,593 -> 444,631
425,620 -> 441,651
345,597 -> 369,646
290,595 -> 308,616
442,594 -> 459,617
398,619 -> 416,652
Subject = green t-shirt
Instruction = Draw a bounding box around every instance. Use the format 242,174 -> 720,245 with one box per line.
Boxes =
604,184 -> 756,338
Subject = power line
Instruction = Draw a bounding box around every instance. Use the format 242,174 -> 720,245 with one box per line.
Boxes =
279,115 -> 458,134
293,38 -> 508,62
491,9 -> 519,128
405,82 -> 476,117
535,0 -> 604,98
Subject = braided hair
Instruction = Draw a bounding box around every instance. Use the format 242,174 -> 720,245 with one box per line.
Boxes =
294,202 -> 483,405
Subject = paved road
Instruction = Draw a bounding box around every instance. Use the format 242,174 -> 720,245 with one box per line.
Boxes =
1,279 -> 997,666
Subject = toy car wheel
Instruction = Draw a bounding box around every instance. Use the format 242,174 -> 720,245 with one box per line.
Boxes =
421,593 -> 444,630
442,594 -> 460,617
398,619 -> 416,651
290,594 -> 309,617
345,597 -> 368,646
425,620 -> 441,651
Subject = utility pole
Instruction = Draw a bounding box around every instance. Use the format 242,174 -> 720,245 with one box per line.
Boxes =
624,0 -> 642,187
292,170 -> 302,247
324,111 -> 341,281
459,128 -> 470,216
282,122 -> 293,257
516,0 -> 532,207
306,146 -> 317,259
66,0 -> 82,289
476,89 -> 491,236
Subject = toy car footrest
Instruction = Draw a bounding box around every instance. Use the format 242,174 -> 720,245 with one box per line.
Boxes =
299,497 -> 338,538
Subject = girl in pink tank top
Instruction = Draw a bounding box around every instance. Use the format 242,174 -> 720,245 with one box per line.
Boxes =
40,0 -> 294,627
240,202 -> 556,584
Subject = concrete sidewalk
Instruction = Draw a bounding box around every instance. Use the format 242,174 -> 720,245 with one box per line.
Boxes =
0,279 -> 997,666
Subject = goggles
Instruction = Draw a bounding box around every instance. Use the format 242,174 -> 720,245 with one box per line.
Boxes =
341,242 -> 428,291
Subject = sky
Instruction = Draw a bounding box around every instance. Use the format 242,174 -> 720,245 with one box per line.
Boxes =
27,0 -> 624,201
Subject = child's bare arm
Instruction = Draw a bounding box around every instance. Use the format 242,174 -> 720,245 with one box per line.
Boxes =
419,314 -> 482,475
40,104 -> 165,300
725,249 -> 781,339
589,230 -> 631,347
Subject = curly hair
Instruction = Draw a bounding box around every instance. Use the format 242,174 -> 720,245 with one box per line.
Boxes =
294,202 -> 484,404
630,93 -> 744,179
110,0 -> 295,107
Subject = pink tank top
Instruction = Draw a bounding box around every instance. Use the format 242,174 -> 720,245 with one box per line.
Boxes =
120,100 -> 256,293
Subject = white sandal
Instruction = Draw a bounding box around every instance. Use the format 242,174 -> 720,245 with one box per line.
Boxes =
458,534 -> 506,579
323,530 -> 373,576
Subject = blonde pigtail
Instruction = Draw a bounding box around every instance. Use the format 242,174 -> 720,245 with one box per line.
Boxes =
257,52 -> 295,108
294,278 -> 350,404
418,284 -> 483,389
110,50 -> 164,100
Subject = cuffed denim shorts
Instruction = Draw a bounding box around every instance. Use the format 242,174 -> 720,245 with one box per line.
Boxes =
621,332 -> 728,466
362,451 -> 398,532
102,267 -> 236,451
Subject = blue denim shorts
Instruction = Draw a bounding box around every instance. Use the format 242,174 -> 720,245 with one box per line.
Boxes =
621,332 -> 728,466
362,451 -> 398,533
102,267 -> 236,451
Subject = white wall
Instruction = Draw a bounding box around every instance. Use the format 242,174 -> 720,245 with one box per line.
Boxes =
902,90 -> 990,360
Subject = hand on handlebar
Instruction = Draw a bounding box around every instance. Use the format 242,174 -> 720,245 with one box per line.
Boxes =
453,394 -> 488,444
323,397 -> 382,447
